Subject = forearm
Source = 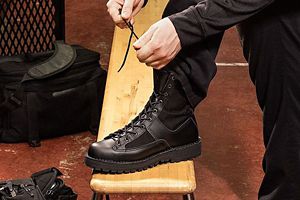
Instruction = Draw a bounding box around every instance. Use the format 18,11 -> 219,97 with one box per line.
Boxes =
168,0 -> 275,47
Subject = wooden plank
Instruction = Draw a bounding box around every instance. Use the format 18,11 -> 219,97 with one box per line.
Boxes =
90,0 -> 197,194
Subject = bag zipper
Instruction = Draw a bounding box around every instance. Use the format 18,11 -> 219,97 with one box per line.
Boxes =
20,184 -> 34,197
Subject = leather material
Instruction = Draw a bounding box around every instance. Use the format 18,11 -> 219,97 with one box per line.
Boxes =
147,117 -> 199,148
87,67 -> 200,163
88,137 -> 170,161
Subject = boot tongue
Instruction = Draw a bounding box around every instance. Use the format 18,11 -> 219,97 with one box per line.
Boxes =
153,70 -> 170,94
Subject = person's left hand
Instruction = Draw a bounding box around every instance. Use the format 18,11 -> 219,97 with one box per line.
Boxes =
133,18 -> 181,70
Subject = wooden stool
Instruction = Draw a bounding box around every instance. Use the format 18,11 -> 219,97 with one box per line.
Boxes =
89,0 -> 197,199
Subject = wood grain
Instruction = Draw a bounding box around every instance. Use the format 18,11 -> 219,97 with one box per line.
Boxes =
90,0 -> 197,194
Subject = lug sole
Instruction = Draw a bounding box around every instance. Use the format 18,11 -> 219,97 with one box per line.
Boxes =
85,140 -> 201,174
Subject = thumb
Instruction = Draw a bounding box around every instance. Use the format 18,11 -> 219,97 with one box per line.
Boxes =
133,27 -> 155,49
122,0 -> 134,20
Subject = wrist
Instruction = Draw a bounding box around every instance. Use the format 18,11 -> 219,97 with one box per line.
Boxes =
168,8 -> 204,48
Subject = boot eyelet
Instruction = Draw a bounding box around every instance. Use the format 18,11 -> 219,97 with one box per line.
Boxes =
168,84 -> 172,88
164,92 -> 168,97
153,109 -> 158,113
171,76 -> 175,80
125,137 -> 129,142
159,99 -> 163,103
117,141 -> 121,146
141,125 -> 146,129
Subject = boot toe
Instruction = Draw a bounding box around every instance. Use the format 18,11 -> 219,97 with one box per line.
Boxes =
87,139 -> 116,160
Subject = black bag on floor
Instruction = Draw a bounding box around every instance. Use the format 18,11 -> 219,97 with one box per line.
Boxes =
0,179 -> 45,200
31,168 -> 77,200
0,168 -> 77,200
0,42 -> 107,147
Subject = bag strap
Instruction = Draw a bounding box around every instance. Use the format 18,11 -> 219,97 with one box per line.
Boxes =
26,92 -> 41,147
0,42 -> 77,146
0,42 -> 76,114
31,168 -> 78,200
31,168 -> 62,194
23,42 -> 77,82
0,87 -> 23,115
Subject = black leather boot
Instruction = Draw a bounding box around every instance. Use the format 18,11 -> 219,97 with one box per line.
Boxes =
85,68 -> 201,173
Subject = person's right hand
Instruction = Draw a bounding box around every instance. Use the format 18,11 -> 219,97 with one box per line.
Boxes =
106,0 -> 145,29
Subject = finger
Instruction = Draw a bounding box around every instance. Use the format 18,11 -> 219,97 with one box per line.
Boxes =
148,53 -> 176,69
122,0 -> 134,20
143,53 -> 160,64
145,45 -> 178,65
133,27 -> 155,49
116,22 -> 127,29
108,7 -> 128,28
108,4 -> 123,24
142,43 -> 170,64
147,60 -> 169,69
130,18 -> 135,25
131,0 -> 144,17
136,45 -> 154,62
155,64 -> 168,70
146,55 -> 170,67
146,60 -> 163,67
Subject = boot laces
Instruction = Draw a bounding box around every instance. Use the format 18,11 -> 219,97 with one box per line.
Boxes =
117,12 -> 139,72
106,92 -> 163,145
111,15 -> 159,144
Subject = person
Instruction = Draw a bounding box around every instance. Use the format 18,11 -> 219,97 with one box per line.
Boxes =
85,0 -> 300,199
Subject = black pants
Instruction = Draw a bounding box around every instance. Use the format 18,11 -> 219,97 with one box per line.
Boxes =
162,0 -> 300,199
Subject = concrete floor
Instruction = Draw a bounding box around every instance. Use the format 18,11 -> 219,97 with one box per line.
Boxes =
0,1 -> 265,200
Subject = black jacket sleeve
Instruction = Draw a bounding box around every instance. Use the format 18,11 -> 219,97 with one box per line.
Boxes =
168,0 -> 275,48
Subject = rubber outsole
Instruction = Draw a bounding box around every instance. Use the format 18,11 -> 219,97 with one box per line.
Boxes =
84,140 -> 201,174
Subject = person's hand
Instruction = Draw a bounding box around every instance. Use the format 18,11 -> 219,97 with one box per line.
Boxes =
133,18 -> 181,70
106,0 -> 144,28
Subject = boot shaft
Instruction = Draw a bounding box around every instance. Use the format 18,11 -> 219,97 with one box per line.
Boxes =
153,69 -> 192,113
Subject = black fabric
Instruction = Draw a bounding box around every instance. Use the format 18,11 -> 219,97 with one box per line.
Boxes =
168,0 -> 275,48
26,43 -> 76,80
239,2 -> 300,199
155,72 -> 193,130
31,168 -> 63,194
125,130 -> 155,149
162,0 -> 300,199
162,1 -> 223,108
31,168 -> 77,200
0,43 -> 107,147
158,109 -> 190,130
0,179 -> 45,200
153,70 -> 170,94
0,168 -> 77,200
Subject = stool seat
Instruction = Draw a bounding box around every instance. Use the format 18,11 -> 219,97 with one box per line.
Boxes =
91,161 -> 196,194
89,0 -> 197,198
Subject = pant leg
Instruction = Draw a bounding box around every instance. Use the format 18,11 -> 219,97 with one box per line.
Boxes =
159,0 -> 224,108
238,1 -> 300,199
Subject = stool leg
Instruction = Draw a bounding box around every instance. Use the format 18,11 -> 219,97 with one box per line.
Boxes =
92,192 -> 104,200
183,193 -> 195,200
105,194 -> 110,200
